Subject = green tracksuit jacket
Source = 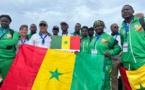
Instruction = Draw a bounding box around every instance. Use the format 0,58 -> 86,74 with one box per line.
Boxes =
80,36 -> 90,54
120,16 -> 145,69
71,32 -> 82,37
0,27 -> 19,59
89,32 -> 121,90
89,32 -> 121,64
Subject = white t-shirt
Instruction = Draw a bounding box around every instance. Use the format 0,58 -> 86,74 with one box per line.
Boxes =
112,34 -> 121,47
28,33 -> 51,48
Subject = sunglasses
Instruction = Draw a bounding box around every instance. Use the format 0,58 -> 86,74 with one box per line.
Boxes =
40,24 -> 47,27
113,26 -> 119,28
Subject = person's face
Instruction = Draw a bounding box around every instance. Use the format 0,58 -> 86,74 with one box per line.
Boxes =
53,29 -> 59,35
61,24 -> 68,31
94,24 -> 104,34
81,28 -> 88,37
39,23 -> 48,33
0,17 -> 10,28
75,24 -> 81,32
121,5 -> 134,20
30,24 -> 37,33
88,30 -> 94,36
20,27 -> 28,37
111,24 -> 119,34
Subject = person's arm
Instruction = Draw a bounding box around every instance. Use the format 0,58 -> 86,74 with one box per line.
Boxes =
0,31 -> 19,48
104,36 -> 121,57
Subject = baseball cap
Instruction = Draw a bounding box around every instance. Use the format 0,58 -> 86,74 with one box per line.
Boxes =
53,26 -> 59,30
39,20 -> 48,25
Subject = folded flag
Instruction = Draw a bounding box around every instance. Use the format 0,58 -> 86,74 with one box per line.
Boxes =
51,36 -> 80,51
1,44 -> 105,90
120,65 -> 145,90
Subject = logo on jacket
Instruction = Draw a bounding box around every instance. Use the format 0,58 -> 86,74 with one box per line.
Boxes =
7,34 -> 12,39
101,38 -> 110,44
135,25 -> 142,32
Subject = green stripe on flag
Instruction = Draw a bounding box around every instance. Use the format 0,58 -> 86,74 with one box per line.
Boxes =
51,36 -> 62,49
71,54 -> 105,90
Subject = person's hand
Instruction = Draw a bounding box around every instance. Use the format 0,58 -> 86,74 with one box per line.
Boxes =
119,52 -> 122,56
104,52 -> 111,57
18,44 -> 22,48
74,51 -> 79,54
6,46 -> 13,49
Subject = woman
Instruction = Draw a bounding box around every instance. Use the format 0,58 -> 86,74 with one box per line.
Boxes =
80,26 -> 90,54
89,20 -> 121,90
16,25 -> 29,53
0,14 -> 19,82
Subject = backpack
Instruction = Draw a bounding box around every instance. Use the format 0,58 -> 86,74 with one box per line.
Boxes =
139,17 -> 145,30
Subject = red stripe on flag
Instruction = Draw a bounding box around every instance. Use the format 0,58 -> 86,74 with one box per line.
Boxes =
70,36 -> 80,50
120,66 -> 132,90
1,44 -> 47,90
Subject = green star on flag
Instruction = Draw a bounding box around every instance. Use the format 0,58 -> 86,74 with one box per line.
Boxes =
49,69 -> 63,81
137,84 -> 145,90
64,41 -> 68,44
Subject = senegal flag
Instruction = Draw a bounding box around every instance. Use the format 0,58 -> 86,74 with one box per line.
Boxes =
1,44 -> 105,90
51,36 -> 80,51
120,65 -> 145,90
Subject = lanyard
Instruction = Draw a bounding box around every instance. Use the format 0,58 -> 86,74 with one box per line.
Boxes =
20,39 -> 27,44
114,33 -> 119,39
124,23 -> 129,40
39,33 -> 48,44
0,28 -> 9,40
94,32 -> 104,50
94,35 -> 101,50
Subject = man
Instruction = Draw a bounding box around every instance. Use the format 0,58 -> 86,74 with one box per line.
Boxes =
28,20 -> 51,48
52,25 -> 59,36
88,27 -> 94,41
110,23 -> 123,90
71,23 -> 81,36
60,22 -> 70,36
27,24 -> 37,39
120,5 -> 145,90
0,14 -> 19,84
120,4 -> 145,70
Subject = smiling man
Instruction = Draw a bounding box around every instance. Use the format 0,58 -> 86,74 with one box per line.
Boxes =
28,20 -> 51,48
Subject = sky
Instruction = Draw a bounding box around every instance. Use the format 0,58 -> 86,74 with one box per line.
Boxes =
0,0 -> 144,34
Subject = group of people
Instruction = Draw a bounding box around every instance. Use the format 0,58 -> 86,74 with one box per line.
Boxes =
0,4 -> 145,90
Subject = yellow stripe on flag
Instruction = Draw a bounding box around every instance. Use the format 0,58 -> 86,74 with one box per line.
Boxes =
61,36 -> 70,50
32,49 -> 76,90
126,65 -> 145,90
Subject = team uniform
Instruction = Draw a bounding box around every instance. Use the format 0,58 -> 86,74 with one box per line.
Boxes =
89,32 -> 121,90
120,16 -> 145,70
80,36 -> 90,54
0,27 -> 19,80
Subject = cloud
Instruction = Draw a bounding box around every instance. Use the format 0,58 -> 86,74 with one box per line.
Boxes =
0,0 -> 144,34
